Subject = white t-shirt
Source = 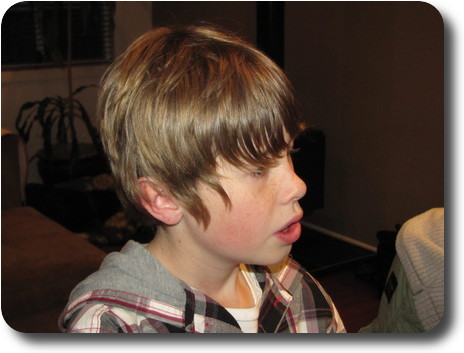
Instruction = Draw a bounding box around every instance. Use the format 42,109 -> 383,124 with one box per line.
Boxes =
225,264 -> 263,333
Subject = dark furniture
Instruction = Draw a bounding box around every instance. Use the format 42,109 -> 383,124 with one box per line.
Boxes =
1,207 -> 106,333
2,131 -> 106,333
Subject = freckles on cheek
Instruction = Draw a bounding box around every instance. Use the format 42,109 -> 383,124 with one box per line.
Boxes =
222,213 -> 247,237
211,210 -> 253,249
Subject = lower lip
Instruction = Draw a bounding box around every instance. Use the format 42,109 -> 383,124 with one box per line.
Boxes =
275,222 -> 301,244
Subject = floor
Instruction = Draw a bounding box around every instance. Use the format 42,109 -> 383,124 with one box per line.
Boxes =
316,265 -> 380,332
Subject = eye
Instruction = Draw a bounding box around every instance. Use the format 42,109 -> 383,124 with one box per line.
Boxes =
251,167 -> 267,178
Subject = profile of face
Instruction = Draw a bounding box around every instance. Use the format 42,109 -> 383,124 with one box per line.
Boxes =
180,138 -> 307,268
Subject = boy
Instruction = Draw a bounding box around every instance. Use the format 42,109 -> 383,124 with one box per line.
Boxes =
59,25 -> 345,333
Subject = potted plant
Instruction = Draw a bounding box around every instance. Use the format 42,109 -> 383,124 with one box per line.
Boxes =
14,2 -> 108,184
15,85 -> 107,184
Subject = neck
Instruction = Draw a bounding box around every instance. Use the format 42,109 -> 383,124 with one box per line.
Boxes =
146,226 -> 254,308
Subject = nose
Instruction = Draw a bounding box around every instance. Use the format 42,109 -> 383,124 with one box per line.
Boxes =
281,157 -> 307,204
291,171 -> 307,203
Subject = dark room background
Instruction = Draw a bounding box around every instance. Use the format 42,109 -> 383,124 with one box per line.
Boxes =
151,1 -> 444,247
2,2 -> 444,247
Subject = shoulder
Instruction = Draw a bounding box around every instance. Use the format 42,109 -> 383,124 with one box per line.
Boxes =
396,208 -> 444,247
60,296 -> 179,333
61,302 -> 133,333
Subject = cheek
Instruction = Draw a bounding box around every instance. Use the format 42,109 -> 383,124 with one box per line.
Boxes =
212,193 -> 273,245
210,206 -> 252,241
201,176 -> 278,247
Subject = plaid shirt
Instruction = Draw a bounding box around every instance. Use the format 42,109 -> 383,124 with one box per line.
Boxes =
59,241 -> 345,333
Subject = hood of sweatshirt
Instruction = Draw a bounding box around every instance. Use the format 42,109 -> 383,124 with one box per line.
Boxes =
65,240 -> 190,311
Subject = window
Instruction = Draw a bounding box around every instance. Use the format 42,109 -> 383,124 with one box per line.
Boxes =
2,1 -> 115,70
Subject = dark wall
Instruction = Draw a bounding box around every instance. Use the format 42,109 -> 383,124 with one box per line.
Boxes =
152,1 -> 257,43
285,2 -> 444,244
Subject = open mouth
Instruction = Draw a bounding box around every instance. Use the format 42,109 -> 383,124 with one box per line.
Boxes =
275,221 -> 301,244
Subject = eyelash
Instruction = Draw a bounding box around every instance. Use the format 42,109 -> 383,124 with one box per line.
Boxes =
250,148 -> 300,178
251,167 -> 267,178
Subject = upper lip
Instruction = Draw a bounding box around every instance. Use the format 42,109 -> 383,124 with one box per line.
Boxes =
278,213 -> 303,232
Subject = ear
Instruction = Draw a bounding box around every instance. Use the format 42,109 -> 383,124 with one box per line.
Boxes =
138,177 -> 183,225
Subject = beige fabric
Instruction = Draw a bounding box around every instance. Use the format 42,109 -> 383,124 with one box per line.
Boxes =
395,208 -> 444,331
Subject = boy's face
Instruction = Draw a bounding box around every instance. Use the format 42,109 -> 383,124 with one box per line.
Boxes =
180,140 -> 307,268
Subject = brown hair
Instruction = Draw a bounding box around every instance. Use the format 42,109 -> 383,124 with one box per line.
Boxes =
98,25 -> 305,227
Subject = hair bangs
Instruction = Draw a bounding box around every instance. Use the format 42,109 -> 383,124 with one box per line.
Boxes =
210,59 -> 306,170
